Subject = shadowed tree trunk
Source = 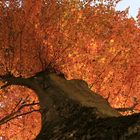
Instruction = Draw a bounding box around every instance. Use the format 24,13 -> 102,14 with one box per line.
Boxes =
0,72 -> 140,140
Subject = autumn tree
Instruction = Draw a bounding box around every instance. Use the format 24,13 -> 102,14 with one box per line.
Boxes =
0,0 -> 140,139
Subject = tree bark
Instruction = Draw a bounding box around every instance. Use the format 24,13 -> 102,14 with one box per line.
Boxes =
0,72 -> 140,140
36,73 -> 140,140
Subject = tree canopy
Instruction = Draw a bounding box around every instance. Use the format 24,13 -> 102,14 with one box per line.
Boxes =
0,0 -> 140,139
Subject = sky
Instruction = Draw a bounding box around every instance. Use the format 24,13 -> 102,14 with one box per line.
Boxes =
116,0 -> 140,19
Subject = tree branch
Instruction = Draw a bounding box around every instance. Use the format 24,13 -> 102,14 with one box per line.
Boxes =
0,102 -> 40,125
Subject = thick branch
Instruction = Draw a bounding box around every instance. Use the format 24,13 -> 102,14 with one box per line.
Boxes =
0,72 -> 140,140
0,72 -> 53,110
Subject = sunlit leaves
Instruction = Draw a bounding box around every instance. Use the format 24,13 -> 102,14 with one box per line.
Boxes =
0,2 -> 140,139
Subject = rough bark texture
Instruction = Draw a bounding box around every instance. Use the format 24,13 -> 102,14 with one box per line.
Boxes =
1,72 -> 140,140
36,73 -> 140,140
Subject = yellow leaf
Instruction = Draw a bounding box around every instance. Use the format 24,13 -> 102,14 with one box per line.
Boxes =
99,57 -> 106,63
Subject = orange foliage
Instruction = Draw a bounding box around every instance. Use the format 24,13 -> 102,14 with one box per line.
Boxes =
0,86 -> 41,139
0,0 -> 140,139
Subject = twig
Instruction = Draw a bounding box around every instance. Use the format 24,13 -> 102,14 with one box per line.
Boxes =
0,102 -> 39,125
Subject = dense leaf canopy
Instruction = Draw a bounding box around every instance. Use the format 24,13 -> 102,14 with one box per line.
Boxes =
0,0 -> 140,139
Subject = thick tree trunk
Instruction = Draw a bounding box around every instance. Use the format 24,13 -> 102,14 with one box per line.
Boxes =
35,73 -> 140,140
1,72 -> 140,140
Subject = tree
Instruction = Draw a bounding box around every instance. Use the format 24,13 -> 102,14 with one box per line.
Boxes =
0,0 -> 140,139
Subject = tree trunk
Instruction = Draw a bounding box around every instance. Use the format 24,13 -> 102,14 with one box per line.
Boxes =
1,72 -> 140,140
36,74 -> 140,140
